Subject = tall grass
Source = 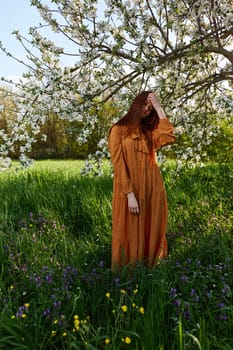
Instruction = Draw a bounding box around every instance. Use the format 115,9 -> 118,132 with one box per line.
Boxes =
0,160 -> 232,349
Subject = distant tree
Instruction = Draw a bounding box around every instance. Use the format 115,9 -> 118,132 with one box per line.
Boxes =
30,99 -> 118,159
0,87 -> 18,167
0,88 -> 17,130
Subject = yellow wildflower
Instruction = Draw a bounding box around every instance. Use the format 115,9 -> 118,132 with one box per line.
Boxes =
53,319 -> 58,324
105,338 -> 111,344
74,314 -> 79,320
24,303 -> 30,308
132,303 -> 136,308
133,288 -> 138,294
105,292 -> 111,299
11,315 -> 16,319
125,337 -> 131,344
122,337 -> 131,344
121,305 -> 128,312
51,330 -> 56,336
21,313 -> 27,319
74,319 -> 80,331
62,332 -> 67,337
112,309 -> 116,314
120,289 -> 127,294
139,306 -> 145,314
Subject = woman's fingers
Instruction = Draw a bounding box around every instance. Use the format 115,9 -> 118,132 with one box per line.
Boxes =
127,193 -> 140,214
129,206 -> 139,214
148,93 -> 160,107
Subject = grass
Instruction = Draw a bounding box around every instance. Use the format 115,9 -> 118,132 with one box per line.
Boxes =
0,160 -> 232,349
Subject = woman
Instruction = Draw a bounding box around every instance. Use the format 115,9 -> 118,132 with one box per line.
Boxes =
108,91 -> 176,269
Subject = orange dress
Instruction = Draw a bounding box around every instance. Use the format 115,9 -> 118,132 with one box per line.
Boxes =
108,118 -> 175,269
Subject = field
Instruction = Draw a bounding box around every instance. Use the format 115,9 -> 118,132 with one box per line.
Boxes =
0,160 -> 232,350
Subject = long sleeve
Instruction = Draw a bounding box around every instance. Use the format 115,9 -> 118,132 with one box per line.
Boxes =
108,125 -> 134,194
152,118 -> 176,150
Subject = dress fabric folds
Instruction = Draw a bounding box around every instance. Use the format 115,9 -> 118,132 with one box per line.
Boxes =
108,119 -> 176,269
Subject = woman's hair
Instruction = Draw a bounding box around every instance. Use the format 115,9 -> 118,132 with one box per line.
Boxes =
115,91 -> 159,133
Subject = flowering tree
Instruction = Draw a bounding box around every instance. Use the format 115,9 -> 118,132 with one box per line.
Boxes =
0,0 -> 232,171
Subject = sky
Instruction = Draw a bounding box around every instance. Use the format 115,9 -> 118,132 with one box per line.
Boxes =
0,0 -> 77,82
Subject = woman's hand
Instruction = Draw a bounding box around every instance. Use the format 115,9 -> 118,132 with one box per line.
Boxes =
147,93 -> 161,109
127,192 -> 139,214
147,93 -> 166,119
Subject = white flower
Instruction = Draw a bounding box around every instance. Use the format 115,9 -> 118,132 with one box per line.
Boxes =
97,138 -> 106,148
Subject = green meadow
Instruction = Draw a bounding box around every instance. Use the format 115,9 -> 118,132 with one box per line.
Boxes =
0,160 -> 232,349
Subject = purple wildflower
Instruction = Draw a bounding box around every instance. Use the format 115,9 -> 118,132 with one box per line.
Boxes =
217,302 -> 225,308
53,300 -> 62,308
181,275 -> 188,283
34,276 -> 42,288
221,284 -> 231,296
219,314 -> 228,321
43,308 -> 51,317
173,299 -> 181,308
169,288 -> 177,298
183,310 -> 191,320
45,272 -> 53,284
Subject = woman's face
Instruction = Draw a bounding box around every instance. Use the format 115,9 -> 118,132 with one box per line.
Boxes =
141,98 -> 154,118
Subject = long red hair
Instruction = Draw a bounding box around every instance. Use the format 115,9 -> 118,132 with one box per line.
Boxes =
116,91 -> 159,134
